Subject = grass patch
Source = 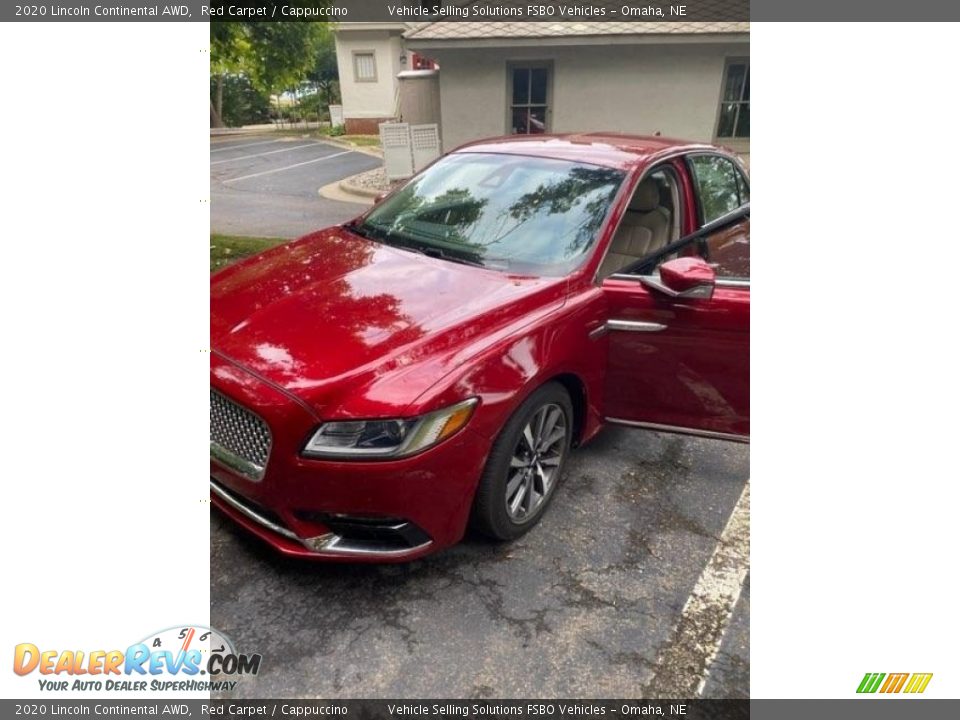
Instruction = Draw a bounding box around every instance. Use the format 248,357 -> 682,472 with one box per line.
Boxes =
211,234 -> 285,273
340,134 -> 381,148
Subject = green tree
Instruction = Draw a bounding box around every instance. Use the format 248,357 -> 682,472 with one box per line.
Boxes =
210,22 -> 250,127
307,29 -> 340,112
210,20 -> 331,127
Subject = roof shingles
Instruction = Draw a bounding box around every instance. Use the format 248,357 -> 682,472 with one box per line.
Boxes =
405,21 -> 749,40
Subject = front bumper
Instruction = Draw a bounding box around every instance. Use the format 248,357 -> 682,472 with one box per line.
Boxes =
210,478 -> 434,560
210,356 -> 489,562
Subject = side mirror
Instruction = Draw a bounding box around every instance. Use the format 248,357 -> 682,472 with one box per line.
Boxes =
641,257 -> 716,300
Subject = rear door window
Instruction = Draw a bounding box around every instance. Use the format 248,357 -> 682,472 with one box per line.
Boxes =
688,155 -> 747,225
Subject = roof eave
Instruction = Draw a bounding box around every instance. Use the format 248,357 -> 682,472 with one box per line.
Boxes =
336,22 -> 410,34
405,32 -> 749,50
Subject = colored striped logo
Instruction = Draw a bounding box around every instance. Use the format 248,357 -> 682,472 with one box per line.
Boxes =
857,672 -> 933,694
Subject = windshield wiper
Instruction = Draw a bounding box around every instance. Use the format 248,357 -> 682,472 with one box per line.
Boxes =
353,221 -> 489,269
346,221 -> 375,240
349,220 -> 398,244
411,245 -> 487,268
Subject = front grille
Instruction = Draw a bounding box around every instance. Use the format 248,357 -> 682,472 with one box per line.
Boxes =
210,389 -> 272,481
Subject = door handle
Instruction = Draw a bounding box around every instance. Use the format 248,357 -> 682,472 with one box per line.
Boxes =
606,319 -> 667,333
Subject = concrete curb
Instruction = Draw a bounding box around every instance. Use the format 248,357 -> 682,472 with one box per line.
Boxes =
318,176 -> 375,206
340,179 -> 381,198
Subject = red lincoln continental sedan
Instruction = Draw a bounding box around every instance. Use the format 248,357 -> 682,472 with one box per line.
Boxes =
210,133 -> 749,562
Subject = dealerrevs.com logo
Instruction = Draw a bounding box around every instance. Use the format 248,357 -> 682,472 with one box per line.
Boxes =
857,672 -> 933,694
13,625 -> 261,693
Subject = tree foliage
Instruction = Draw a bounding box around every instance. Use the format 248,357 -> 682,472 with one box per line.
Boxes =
307,30 -> 340,107
210,74 -> 272,127
210,21 -> 334,126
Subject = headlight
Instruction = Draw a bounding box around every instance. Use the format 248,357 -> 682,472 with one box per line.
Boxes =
302,398 -> 478,459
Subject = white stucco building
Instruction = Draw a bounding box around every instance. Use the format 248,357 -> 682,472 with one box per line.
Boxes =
333,22 -> 410,134
334,22 -> 749,161
406,22 -> 749,159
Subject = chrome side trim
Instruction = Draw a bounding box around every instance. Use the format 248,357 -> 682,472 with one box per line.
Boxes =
210,480 -> 300,542
607,319 -> 667,333
716,278 -> 750,289
588,324 -> 609,340
609,274 -> 750,290
605,418 -> 749,443
210,480 -> 433,557
210,443 -> 266,483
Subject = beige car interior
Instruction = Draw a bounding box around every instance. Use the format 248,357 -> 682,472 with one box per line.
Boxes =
599,170 -> 681,278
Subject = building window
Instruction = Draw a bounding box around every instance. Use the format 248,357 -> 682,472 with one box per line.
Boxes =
353,52 -> 377,83
509,65 -> 550,135
716,60 -> 749,139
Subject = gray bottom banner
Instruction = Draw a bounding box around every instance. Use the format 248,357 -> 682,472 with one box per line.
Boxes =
1,700 -> 958,719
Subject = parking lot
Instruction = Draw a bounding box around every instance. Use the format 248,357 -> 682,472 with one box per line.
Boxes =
210,135 -> 380,238
211,429 -> 749,698
209,134 -> 749,698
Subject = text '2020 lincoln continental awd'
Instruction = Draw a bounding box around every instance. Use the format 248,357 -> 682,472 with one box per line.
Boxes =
210,133 -> 750,562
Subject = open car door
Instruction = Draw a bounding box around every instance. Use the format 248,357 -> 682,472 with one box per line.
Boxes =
601,153 -> 750,441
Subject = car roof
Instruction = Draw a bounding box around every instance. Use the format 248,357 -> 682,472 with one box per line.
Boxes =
452,132 -> 725,171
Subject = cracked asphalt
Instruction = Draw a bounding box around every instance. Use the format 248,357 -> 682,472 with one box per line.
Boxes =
210,427 -> 749,698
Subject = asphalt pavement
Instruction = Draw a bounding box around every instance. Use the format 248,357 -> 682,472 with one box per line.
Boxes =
210,135 -> 381,238
211,428 -> 749,698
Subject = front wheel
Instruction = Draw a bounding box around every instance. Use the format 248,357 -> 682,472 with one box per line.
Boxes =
470,382 -> 573,541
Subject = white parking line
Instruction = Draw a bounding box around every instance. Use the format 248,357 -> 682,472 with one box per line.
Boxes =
644,480 -> 750,698
210,138 -> 282,154
211,143 -> 319,165
222,150 -> 352,184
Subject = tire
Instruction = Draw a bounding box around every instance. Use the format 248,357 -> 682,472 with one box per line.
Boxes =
470,382 -> 573,541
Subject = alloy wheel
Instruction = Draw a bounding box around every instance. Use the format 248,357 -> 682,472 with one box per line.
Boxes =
505,403 -> 568,523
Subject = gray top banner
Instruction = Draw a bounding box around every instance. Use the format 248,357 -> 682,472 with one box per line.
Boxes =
3,1 -> 747,22
4,0 -> 960,22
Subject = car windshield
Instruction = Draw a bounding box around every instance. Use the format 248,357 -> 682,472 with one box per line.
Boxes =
353,152 -> 625,276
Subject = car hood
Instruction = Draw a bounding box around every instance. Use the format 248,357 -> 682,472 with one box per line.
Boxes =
211,227 -> 565,414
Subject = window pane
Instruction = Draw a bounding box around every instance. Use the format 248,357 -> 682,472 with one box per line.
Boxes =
723,63 -> 746,101
703,220 -> 750,280
530,68 -> 548,104
510,107 -> 548,135
510,108 -> 529,134
735,170 -> 750,205
735,103 -> 750,138
528,107 -> 547,134
717,103 -> 738,138
354,53 -> 376,80
690,156 -> 741,225
512,68 -> 529,104
716,62 -> 749,140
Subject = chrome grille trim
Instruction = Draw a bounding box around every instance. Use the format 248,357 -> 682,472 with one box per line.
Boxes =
210,389 -> 272,481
